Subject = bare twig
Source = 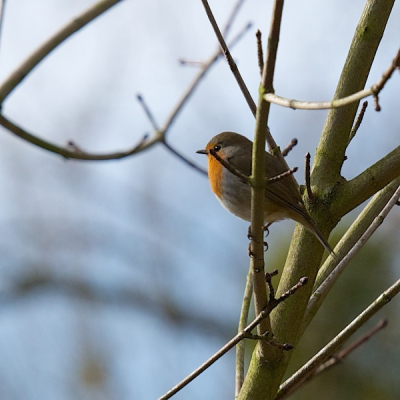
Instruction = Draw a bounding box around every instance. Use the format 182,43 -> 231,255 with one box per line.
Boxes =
373,47 -> 400,111
281,138 -> 298,157
265,269 -> 279,301
256,30 -> 264,77
136,93 -> 207,175
0,114 -> 151,161
0,0 -> 6,60
305,152 -> 313,199
163,141 -> 207,176
208,148 -> 250,183
276,281 -> 400,400
200,0 -> 257,116
267,167 -> 298,185
0,1 -> 250,169
310,319 -> 388,378
221,0 -> 247,38
136,94 -> 160,131
0,0 -> 123,103
348,101 -> 368,144
158,303 -> 268,400
264,48 -> 400,111
235,269 -> 253,397
245,333 -> 292,351
161,20 -> 253,136
307,184 -> 400,315
160,276 -> 307,400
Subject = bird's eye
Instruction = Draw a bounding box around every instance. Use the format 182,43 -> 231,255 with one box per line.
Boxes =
213,144 -> 221,152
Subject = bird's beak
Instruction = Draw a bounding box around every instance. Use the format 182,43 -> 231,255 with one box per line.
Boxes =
196,149 -> 208,155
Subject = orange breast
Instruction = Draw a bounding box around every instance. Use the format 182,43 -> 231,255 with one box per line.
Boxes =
208,155 -> 223,198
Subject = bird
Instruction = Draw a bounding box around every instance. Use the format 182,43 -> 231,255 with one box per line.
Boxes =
196,131 -> 334,255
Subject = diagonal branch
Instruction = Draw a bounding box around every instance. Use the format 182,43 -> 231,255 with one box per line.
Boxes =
0,0 -> 123,103
160,276 -> 306,400
200,0 -> 256,116
337,145 -> 400,217
276,279 -> 400,399
300,176 -> 400,334
303,182 -> 400,331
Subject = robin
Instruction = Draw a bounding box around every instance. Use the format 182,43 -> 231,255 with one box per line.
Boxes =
197,131 -> 334,255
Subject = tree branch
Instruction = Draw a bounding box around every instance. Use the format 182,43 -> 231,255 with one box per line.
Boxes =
301,176 -> 400,333
160,277 -> 306,400
336,146 -> 400,216
303,182 -> 400,331
312,0 -> 395,189
0,0 -> 123,104
263,47 -> 400,110
235,269 -> 253,397
240,3 -> 396,400
276,280 -> 400,399
0,113 -> 152,160
200,0 -> 257,116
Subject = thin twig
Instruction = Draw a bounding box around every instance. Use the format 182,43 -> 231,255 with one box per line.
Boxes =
0,114 -> 150,161
0,0 -> 123,103
264,47 -> 400,111
256,30 -> 264,77
209,148 -> 250,183
136,93 -> 207,175
265,269 -> 279,301
235,269 -> 253,397
160,276 -> 307,400
348,101 -> 368,144
200,0 -> 257,116
158,304 -> 268,400
0,2 -> 250,167
0,0 -> 6,61
307,184 -> 400,315
245,333 -> 293,351
281,138 -> 298,157
310,319 -> 388,378
163,141 -> 207,176
221,0 -> 247,38
305,152 -> 313,199
161,20 -> 253,136
301,177 -> 400,335
267,167 -> 298,184
276,281 -> 400,400
136,94 -> 160,131
178,59 -> 204,67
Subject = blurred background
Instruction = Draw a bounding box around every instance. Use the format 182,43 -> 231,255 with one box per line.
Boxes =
0,0 -> 399,399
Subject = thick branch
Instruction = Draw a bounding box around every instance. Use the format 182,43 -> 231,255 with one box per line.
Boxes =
336,145 -> 400,216
238,3 -> 396,400
312,0 -> 395,189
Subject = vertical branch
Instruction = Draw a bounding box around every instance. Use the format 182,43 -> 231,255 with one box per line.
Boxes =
248,0 -> 285,359
256,30 -> 264,77
305,152 -> 313,199
235,270 -> 253,396
312,0 -> 395,188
